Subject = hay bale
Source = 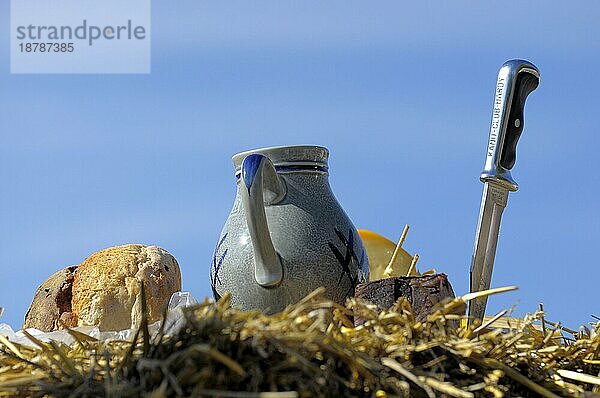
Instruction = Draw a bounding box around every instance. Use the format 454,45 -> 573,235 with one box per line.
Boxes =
1,288 -> 599,398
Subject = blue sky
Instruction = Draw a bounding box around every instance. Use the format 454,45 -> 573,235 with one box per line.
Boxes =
1,1 -> 598,329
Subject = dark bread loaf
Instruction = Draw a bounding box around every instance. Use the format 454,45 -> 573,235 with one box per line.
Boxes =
354,273 -> 455,325
23,266 -> 78,331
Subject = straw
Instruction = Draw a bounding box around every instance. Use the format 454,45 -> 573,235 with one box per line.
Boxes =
383,225 -> 409,278
1,287 -> 599,397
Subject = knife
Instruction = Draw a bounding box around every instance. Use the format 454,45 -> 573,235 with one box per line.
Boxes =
468,59 -> 540,324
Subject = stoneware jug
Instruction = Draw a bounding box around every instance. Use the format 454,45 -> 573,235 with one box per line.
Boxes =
210,145 -> 369,313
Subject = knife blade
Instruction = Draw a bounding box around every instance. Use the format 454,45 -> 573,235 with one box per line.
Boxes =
468,59 -> 540,324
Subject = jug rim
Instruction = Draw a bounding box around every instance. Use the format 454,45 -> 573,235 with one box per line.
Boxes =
232,145 -> 329,173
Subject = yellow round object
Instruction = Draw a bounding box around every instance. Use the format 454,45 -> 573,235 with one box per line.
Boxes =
358,229 -> 415,280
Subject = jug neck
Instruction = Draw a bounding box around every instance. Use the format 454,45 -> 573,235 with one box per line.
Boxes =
232,145 -> 329,176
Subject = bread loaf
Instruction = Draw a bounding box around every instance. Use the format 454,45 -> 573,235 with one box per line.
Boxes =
354,274 -> 455,326
23,266 -> 78,332
72,244 -> 182,331
23,244 -> 182,332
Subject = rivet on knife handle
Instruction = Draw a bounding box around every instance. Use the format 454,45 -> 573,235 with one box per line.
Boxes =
468,60 -> 540,326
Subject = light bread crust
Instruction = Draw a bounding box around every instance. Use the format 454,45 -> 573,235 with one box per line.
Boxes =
71,244 -> 181,331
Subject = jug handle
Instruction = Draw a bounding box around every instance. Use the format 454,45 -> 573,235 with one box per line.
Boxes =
241,154 -> 286,287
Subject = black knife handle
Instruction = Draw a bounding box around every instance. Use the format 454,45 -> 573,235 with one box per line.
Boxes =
500,71 -> 540,170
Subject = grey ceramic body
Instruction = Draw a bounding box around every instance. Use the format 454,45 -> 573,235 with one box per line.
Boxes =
210,145 -> 369,313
